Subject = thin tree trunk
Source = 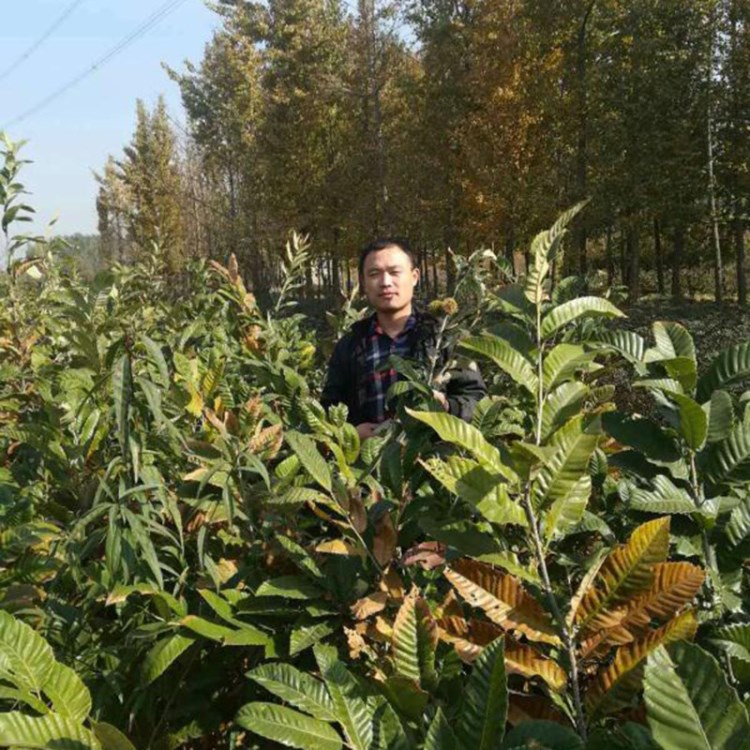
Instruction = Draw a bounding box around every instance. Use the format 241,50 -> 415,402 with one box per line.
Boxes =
736,213 -> 747,306
628,226 -> 640,301
420,243 -> 429,297
654,217 -> 665,295
575,0 -> 597,277
620,229 -> 628,287
605,224 -> 614,286
432,245 -> 439,295
707,10 -> 724,302
672,224 -> 684,299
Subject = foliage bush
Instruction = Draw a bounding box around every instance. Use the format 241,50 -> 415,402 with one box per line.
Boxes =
1,138 -> 749,749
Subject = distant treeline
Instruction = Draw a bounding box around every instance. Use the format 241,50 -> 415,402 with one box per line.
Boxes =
94,0 -> 749,303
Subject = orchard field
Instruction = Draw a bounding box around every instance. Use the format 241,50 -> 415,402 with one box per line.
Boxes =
2,127 -> 750,750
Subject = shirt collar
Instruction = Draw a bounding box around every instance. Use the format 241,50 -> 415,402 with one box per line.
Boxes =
370,312 -> 417,337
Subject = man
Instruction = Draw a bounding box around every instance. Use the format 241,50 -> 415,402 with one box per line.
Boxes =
321,238 -> 486,440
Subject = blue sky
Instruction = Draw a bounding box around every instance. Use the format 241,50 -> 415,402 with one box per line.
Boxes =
1,0 -> 219,237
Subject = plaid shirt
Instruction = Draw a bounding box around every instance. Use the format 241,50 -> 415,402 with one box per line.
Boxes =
361,314 -> 417,423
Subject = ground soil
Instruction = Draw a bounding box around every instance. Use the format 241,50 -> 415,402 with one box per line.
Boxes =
610,298 -> 750,415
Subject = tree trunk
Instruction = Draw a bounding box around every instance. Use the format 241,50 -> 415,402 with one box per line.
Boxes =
628,226 -> 640,301
620,229 -> 628,287
605,224 -> 614,286
736,214 -> 747,306
574,0 -> 597,277
706,10 -> 724,303
654,217 -> 664,295
671,224 -> 684,299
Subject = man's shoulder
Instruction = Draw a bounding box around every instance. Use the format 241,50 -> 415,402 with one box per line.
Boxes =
344,313 -> 375,341
330,314 -> 372,355
412,308 -> 440,339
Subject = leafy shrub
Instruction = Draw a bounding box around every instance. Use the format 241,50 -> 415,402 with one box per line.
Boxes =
1,135 -> 749,749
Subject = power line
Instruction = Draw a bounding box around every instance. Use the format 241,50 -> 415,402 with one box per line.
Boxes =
0,0 -> 86,85
3,0 -> 190,130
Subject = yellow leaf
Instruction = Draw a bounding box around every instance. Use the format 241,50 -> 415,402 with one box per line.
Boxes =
249,424 -> 283,457
379,567 -> 405,601
585,609 -> 698,718
316,539 -> 363,557
183,467 -> 209,482
351,591 -> 389,620
622,561 -> 705,628
575,517 -> 670,635
373,512 -> 397,567
185,383 -> 204,417
445,559 -> 560,646
505,640 -> 567,692
437,616 -> 566,691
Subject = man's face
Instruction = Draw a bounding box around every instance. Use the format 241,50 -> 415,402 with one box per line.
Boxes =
361,245 -> 419,314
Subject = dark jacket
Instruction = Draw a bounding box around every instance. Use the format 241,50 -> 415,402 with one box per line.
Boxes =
321,309 -> 487,424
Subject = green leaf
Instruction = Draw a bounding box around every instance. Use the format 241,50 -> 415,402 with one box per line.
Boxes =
285,431 -> 331,492
593,330 -> 646,363
602,413 -> 680,462
543,475 -> 591,543
406,409 -> 507,475
315,651 -> 373,750
112,354 -> 132,456
540,296 -> 624,340
706,391 -> 735,443
140,633 -> 195,686
727,496 -> 750,546
425,708 -> 458,750
289,619 -> 335,655
140,336 -> 170,386
247,663 -> 337,721
380,675 -> 428,721
501,720 -> 584,749
644,641 -> 750,750
585,723 -> 660,750
421,456 -> 525,526
629,475 -> 697,515
541,382 -> 589,441
651,321 -> 696,361
709,624 -> 750,665
43,662 -> 92,723
92,722 -> 136,750
533,417 -> 599,511
524,201 -> 587,305
0,611 -> 55,695
235,702 -> 342,750
700,421 -> 750,484
459,335 -> 538,396
660,357 -> 698,393
392,592 -> 438,690
223,626 -> 272,647
697,342 -> 750,402
666,392 -> 707,451
456,636 -> 507,750
256,576 -> 324,600
0,712 -> 99,749
371,701 -> 409,750
179,615 -> 237,642
542,344 -> 597,389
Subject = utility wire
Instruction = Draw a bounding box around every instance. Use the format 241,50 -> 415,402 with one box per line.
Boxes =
3,0 -> 190,130
0,0 -> 86,85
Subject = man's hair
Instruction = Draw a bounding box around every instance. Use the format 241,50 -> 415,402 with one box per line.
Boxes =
358,237 -> 418,276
